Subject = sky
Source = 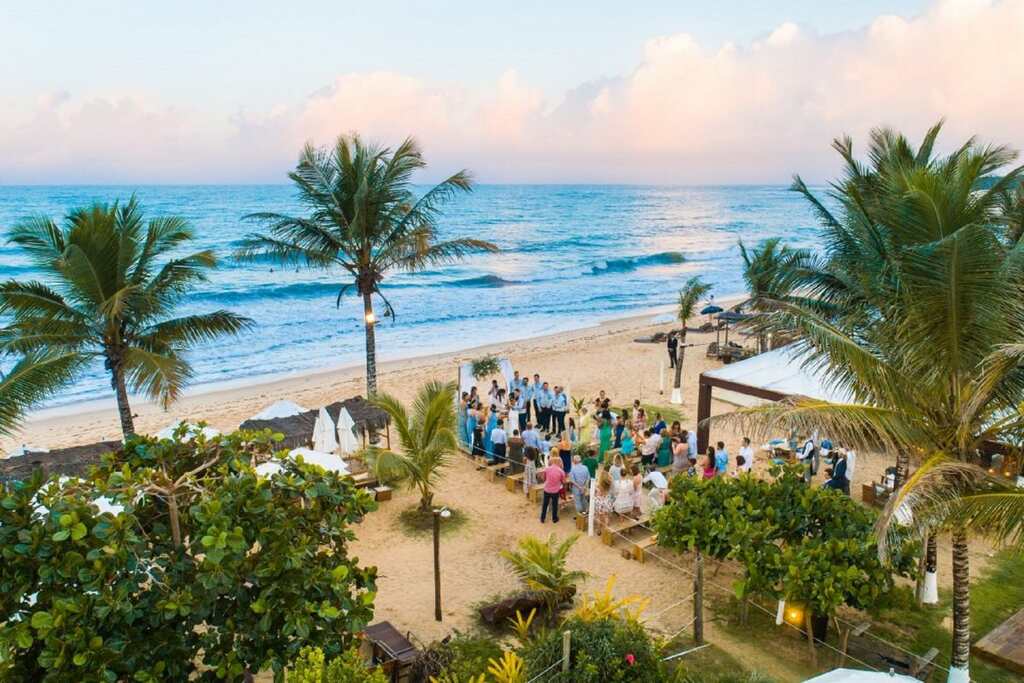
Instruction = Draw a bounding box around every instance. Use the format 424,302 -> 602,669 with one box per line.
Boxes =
2,0 -> 1022,184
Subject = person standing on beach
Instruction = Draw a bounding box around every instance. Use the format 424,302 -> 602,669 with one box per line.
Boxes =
714,440 -> 729,474
667,332 -> 679,369
551,386 -> 568,436
538,381 -> 554,434
540,454 -> 566,524
490,419 -> 507,464
531,374 -> 543,425
569,455 -> 590,517
521,422 -> 541,453
511,370 -> 523,393
521,377 -> 532,423
512,389 -> 527,432
508,429 -> 524,473
738,437 -> 754,473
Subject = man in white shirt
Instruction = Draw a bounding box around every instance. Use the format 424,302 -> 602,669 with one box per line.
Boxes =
844,448 -> 857,481
797,435 -> 816,483
490,419 -> 508,464
687,429 -> 698,458
738,436 -> 754,473
641,430 -> 662,469
521,423 -> 542,452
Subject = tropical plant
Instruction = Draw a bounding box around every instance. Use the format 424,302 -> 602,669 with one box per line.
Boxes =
0,198 -> 252,439
0,350 -> 86,437
485,651 -> 527,683
500,534 -> 588,621
508,608 -> 538,646
236,135 -> 498,397
714,121 -> 1024,682
0,429 -> 378,681
573,577 -> 649,624
412,632 -> 502,683
671,277 -> 712,403
737,237 -> 810,352
470,355 -> 501,380
288,645 -> 387,683
365,380 -> 458,511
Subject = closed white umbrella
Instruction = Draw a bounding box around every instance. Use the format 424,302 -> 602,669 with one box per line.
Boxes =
335,408 -> 359,456
312,407 -> 339,453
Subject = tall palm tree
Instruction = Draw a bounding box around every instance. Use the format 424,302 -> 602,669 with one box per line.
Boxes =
0,198 -> 252,439
364,380 -> 458,511
671,276 -> 711,404
236,135 -> 498,397
0,350 -> 86,437
715,122 -> 1024,683
737,237 -> 810,352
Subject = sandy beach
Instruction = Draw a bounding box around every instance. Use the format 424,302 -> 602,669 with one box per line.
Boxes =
5,300 -> 1000,681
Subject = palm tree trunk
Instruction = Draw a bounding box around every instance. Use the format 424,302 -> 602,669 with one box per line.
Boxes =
110,362 -> 135,440
894,449 -> 910,489
920,533 -> 939,605
948,530 -> 971,683
362,292 -> 378,397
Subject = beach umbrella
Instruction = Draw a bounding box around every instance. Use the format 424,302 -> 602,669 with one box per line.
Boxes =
256,447 -> 350,479
251,399 -> 307,420
313,407 -> 339,453
700,304 -> 724,315
803,669 -> 919,683
154,421 -> 220,441
335,408 -> 359,456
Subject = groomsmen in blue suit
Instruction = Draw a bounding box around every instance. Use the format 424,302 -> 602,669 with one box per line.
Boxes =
538,381 -> 554,433
551,386 -> 568,436
521,377 -> 532,422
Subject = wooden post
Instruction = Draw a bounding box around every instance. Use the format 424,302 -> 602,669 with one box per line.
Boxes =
433,511 -> 442,622
561,630 -> 571,673
694,552 -> 704,645
805,610 -> 817,668
835,616 -> 848,668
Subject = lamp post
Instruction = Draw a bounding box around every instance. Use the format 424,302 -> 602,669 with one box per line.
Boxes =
433,507 -> 451,622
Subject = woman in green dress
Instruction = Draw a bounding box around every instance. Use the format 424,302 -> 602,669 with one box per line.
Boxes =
598,418 -> 613,459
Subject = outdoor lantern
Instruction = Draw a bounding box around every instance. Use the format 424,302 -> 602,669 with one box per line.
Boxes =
365,311 -> 376,325
784,605 -> 804,627
990,453 -> 1005,476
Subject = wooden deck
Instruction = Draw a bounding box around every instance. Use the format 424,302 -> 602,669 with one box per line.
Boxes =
974,607 -> 1024,675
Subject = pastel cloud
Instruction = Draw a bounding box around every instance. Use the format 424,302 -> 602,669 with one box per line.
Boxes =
2,0 -> 1023,184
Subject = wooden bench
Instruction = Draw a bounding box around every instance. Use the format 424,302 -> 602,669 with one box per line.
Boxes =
485,462 -> 509,482
601,515 -> 649,546
528,484 -> 572,508
631,534 -> 658,563
505,472 -> 525,493
351,472 -> 378,489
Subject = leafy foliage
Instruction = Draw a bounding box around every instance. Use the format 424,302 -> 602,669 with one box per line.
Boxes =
288,645 -> 387,683
470,356 -> 501,381
365,380 -> 459,510
0,430 -> 377,681
0,197 -> 252,438
411,632 -> 503,683
500,534 -> 589,620
652,466 -> 917,617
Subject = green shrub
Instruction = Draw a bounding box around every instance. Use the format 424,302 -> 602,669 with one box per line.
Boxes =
520,615 -> 663,682
288,646 -> 387,682
409,632 -> 503,682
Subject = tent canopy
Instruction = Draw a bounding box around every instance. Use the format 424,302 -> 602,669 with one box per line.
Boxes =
696,345 -> 853,452
803,668 -> 919,683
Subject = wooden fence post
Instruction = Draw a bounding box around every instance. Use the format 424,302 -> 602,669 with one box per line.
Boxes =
562,630 -> 571,673
694,552 -> 704,645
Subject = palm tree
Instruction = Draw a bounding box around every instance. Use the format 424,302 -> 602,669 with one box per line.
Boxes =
671,276 -> 712,404
715,122 -> 1024,683
0,350 -> 86,437
500,534 -> 588,622
236,135 -> 499,397
364,380 -> 458,511
737,237 -> 810,352
0,198 -> 252,439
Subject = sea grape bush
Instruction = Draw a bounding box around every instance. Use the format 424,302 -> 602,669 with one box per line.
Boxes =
0,429 -> 378,681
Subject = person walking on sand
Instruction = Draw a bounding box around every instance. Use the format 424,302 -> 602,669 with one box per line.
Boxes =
540,454 -> 566,524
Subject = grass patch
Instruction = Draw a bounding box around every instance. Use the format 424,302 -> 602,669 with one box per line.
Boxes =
396,505 -> 469,537
870,548 -> 1024,683
665,640 -> 776,682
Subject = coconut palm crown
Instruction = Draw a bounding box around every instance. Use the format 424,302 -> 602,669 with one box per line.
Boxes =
0,198 -> 252,439
235,135 -> 498,396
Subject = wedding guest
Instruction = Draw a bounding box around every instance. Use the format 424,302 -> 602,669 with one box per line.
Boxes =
569,455 -> 591,516
615,409 -> 629,448
598,418 -> 613,459
487,379 -> 501,405
687,428 -> 697,459
672,436 -> 690,472
652,413 -> 667,434
558,432 -> 572,473
593,471 -> 614,533
632,407 -> 647,433
702,447 -> 718,479
521,377 -> 532,422
490,418 -> 507,464
714,440 -> 729,474
508,429 -> 524,473
620,429 -> 636,457
538,381 -> 554,433
539,454 -> 566,524
667,331 -> 679,368
521,422 -> 541,452
510,370 -> 523,393
568,417 -> 579,444
551,386 -> 568,436
640,429 -> 661,469
738,437 -> 754,473
531,373 -> 543,424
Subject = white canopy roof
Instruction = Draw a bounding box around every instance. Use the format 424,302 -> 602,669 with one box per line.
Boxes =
250,400 -> 307,421
703,345 -> 854,405
256,447 -> 350,478
803,668 -> 919,683
154,421 -> 221,441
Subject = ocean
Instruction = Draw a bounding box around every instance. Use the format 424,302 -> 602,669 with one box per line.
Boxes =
0,185 -> 820,408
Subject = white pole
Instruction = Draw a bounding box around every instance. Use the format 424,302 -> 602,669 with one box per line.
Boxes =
587,479 -> 596,537
659,360 -> 665,394
775,599 -> 786,625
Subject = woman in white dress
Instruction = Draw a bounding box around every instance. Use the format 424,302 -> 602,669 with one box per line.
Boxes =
612,468 -> 635,516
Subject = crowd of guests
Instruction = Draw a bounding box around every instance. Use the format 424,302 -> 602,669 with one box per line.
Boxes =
458,373 -> 856,529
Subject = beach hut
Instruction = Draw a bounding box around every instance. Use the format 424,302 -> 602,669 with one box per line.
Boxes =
0,440 -> 122,483
323,397 -> 391,449
312,407 -> 339,453
239,403 -> 319,450
251,400 -> 307,420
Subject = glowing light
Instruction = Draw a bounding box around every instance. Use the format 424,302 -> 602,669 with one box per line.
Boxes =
365,311 -> 376,325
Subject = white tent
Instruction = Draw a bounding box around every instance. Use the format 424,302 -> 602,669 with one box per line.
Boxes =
250,400 -> 307,420
312,407 -> 339,453
154,421 -> 221,441
803,668 -> 919,683
256,447 -> 350,479
702,345 -> 854,408
335,408 -> 360,456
